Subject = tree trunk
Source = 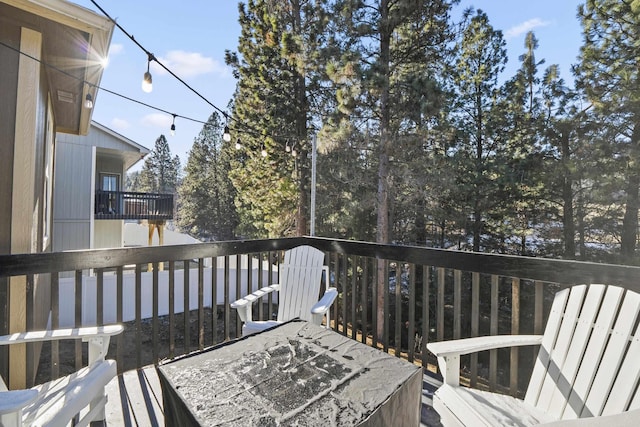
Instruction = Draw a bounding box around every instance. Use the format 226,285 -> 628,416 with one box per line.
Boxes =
376,0 -> 391,341
293,0 -> 309,237
621,173 -> 639,262
576,177 -> 586,260
415,198 -> 426,245
473,91 -> 483,252
560,126 -> 576,259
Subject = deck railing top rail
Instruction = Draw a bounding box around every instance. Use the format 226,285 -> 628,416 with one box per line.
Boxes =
2,236 -> 639,289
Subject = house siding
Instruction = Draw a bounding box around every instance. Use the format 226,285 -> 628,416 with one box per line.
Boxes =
7,25 -> 50,389
0,20 -> 20,255
94,220 -> 123,249
53,135 -> 94,251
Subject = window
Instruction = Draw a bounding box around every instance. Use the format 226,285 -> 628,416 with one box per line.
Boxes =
101,174 -> 119,191
97,173 -> 120,215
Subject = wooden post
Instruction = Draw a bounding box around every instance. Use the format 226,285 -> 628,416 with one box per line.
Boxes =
9,27 -> 42,390
147,220 -> 166,271
157,222 -> 164,272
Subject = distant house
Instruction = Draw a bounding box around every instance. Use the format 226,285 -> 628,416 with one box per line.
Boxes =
54,121 -> 152,252
0,0 -> 113,387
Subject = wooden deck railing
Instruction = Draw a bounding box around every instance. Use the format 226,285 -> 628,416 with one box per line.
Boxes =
94,190 -> 173,220
2,237 -> 639,396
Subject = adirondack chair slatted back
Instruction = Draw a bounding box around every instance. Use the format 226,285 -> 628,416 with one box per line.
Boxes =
524,284 -> 640,420
276,246 -> 326,323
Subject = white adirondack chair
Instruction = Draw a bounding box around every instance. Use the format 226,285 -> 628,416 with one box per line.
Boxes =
427,284 -> 640,426
0,324 -> 123,427
231,245 -> 338,336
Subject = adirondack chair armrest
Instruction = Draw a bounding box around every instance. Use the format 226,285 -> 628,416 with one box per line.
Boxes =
0,389 -> 38,417
540,408 -> 640,426
427,334 -> 543,386
311,287 -> 338,314
310,287 -> 338,327
231,284 -> 281,322
0,325 -> 124,365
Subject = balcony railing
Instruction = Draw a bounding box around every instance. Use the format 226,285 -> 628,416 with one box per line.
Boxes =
94,190 -> 173,220
1,237 -> 640,396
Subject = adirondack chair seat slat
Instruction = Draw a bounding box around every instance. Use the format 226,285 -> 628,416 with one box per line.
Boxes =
434,384 -> 555,427
427,285 -> 640,426
231,245 -> 337,336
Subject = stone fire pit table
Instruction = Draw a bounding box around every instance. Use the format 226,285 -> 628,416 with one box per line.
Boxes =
157,320 -> 422,426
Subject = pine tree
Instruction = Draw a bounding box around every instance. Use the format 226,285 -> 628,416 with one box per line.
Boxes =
577,0 -> 640,263
178,113 -> 238,240
225,0 -> 328,237
448,9 -> 507,252
134,135 -> 181,194
488,31 -> 547,255
326,0 -> 457,340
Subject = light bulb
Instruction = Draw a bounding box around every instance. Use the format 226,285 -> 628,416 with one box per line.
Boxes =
261,148 -> 268,157
142,71 -> 153,93
84,93 -> 93,109
235,138 -> 242,150
292,149 -> 297,157
223,126 -> 231,142
285,144 -> 291,153
170,115 -> 176,136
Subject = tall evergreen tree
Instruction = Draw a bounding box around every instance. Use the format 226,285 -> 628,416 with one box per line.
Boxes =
577,0 -> 640,263
327,0 -> 457,340
540,64 -> 580,258
448,9 -> 507,252
489,31 -> 547,255
178,113 -> 238,240
135,135 -> 181,194
329,0 -> 456,244
225,0 -> 328,237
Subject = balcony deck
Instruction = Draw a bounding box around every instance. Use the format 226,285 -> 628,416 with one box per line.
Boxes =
3,236 -> 640,425
95,190 -> 173,220
102,366 -> 443,426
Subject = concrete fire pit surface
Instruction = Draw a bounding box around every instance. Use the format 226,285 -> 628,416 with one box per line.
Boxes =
158,320 -> 422,426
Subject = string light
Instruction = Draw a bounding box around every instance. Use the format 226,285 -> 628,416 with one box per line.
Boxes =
142,53 -> 153,93
89,1 -> 313,148
84,92 -> 93,109
1,11 -> 313,153
0,38 -> 229,135
170,114 -> 176,136
261,144 -> 268,157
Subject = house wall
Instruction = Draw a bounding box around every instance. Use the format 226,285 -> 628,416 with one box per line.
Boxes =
0,15 -> 20,256
54,127 -> 143,252
95,154 -> 125,185
0,23 -> 53,388
53,134 -> 94,252
94,220 -> 123,249
0,19 -> 20,382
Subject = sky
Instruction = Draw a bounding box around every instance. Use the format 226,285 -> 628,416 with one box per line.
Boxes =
73,0 -> 584,171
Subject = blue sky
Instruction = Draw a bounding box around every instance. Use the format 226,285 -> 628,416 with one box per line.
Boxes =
74,0 -> 583,170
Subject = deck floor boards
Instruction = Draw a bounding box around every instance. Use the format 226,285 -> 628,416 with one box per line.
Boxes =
103,366 -> 442,426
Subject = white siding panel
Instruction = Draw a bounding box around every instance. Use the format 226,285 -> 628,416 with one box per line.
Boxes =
53,140 -> 93,220
94,220 -> 122,249
52,221 -> 90,252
